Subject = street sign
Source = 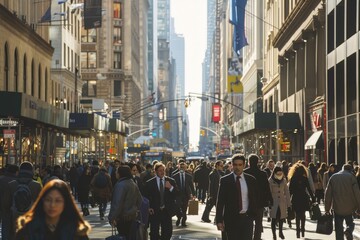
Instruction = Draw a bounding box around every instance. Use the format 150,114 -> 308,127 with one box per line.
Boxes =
3,129 -> 16,138
0,118 -> 18,127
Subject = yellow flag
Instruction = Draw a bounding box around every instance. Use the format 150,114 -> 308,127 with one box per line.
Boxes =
227,75 -> 243,93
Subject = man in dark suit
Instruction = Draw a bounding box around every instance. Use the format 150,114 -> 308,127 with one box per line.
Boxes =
144,162 -> 179,240
173,162 -> 196,227
216,154 -> 258,240
244,154 -> 273,240
202,160 -> 224,223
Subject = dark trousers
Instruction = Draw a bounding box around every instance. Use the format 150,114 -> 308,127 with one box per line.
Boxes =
1,213 -> 11,240
225,213 -> 253,240
197,188 -> 207,203
176,198 -> 189,224
98,201 -> 107,217
202,198 -> 215,221
253,208 -> 265,240
116,219 -> 135,239
149,209 -> 173,240
334,213 -> 354,240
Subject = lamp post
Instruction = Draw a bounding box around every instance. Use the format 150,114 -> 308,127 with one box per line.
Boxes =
274,88 -> 281,163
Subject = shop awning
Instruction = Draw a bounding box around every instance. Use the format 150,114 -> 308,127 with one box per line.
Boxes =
304,130 -> 324,150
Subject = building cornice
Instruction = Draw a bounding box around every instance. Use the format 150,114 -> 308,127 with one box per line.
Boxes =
273,0 -> 321,50
0,5 -> 53,56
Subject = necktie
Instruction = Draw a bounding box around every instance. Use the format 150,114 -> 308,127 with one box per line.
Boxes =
236,176 -> 242,211
181,173 -> 185,190
159,178 -> 164,207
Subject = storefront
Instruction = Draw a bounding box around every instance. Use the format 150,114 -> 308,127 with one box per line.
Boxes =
0,92 -> 68,167
305,97 -> 327,164
69,113 -> 127,163
233,112 -> 302,163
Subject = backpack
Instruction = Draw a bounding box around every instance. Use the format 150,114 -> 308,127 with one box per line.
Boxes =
12,180 -> 33,217
94,172 -> 108,188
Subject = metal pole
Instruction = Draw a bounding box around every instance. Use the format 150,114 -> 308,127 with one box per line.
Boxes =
276,111 -> 281,163
275,88 -> 281,163
230,126 -> 232,155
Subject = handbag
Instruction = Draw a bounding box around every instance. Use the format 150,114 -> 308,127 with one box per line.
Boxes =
310,203 -> 322,220
105,227 -> 126,240
287,207 -> 295,220
316,214 -> 333,235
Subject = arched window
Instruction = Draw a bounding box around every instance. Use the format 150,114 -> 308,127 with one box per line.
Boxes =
14,48 -> 18,92
23,54 -> 27,93
31,59 -> 35,96
4,43 -> 9,91
38,64 -> 42,100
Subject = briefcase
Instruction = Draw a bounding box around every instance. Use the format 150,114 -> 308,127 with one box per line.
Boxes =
187,199 -> 199,215
316,214 -> 333,235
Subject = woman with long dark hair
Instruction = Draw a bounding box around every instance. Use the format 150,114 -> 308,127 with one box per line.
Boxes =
288,162 -> 315,238
15,179 -> 91,240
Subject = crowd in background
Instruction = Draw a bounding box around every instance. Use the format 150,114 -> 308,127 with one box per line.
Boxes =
0,155 -> 360,240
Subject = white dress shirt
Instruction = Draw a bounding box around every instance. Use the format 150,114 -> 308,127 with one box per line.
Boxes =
234,172 -> 249,213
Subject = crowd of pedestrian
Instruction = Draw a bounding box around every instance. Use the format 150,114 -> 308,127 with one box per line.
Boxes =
1,155 -> 360,240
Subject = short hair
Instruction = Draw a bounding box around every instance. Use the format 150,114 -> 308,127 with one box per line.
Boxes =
145,163 -> 153,169
232,154 -> 246,164
177,158 -> 185,164
343,164 -> 353,171
117,165 -> 132,178
215,160 -> 223,167
248,154 -> 259,166
154,162 -> 165,172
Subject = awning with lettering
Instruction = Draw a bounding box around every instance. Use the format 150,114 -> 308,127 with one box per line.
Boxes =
304,130 -> 324,150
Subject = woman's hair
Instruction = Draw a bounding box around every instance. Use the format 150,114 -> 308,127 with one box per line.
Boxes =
287,162 -> 308,180
17,179 -> 88,232
317,162 -> 327,173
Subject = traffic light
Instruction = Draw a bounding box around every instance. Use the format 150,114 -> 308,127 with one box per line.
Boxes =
184,98 -> 189,108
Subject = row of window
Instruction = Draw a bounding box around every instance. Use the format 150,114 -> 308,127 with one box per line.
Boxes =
3,43 -> 48,101
327,52 -> 360,120
81,80 -> 123,98
328,0 -> 359,53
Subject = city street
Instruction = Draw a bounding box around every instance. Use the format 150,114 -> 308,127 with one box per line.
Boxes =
2,201 -> 360,239
84,201 -> 359,239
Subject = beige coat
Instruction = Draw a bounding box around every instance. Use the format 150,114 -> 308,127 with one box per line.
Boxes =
268,177 -> 291,219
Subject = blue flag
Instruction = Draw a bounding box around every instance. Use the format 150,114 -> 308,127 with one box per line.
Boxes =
40,7 -> 51,22
230,0 -> 248,54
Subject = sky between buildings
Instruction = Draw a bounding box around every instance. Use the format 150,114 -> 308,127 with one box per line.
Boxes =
171,0 -> 207,151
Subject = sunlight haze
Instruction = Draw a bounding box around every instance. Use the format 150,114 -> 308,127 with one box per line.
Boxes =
171,0 -> 207,150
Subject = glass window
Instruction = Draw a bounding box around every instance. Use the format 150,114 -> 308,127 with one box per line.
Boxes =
81,52 -> 97,69
88,52 -> 97,68
114,80 -> 122,96
113,28 -> 122,44
114,3 -> 121,18
346,53 -> 356,114
82,80 -> 97,97
327,67 -> 334,120
336,61 -> 344,117
336,1 -> 344,47
327,10 -> 334,53
114,52 -> 121,69
81,29 -> 97,43
347,0 -> 356,38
